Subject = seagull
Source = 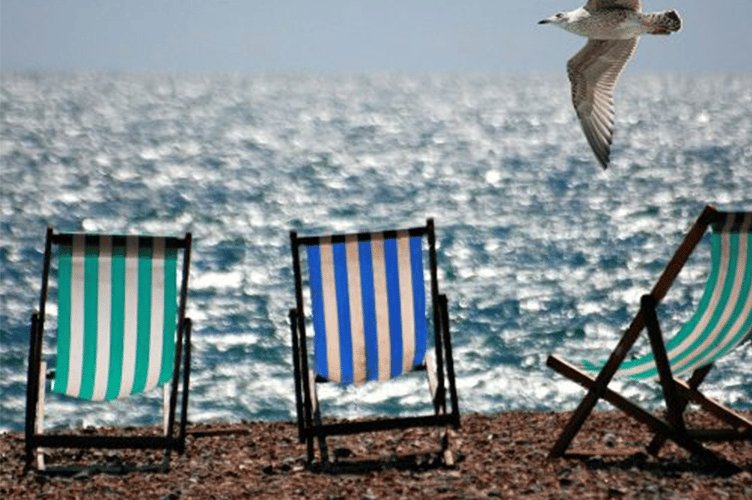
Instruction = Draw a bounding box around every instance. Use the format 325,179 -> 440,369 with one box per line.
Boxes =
539,1 -> 681,169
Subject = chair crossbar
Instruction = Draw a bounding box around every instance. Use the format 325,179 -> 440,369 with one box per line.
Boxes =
51,233 -> 189,249
34,434 -> 175,450
306,414 -> 458,439
295,226 -> 429,247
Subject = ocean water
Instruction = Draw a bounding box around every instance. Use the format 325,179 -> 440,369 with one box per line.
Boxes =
1,72 -> 751,433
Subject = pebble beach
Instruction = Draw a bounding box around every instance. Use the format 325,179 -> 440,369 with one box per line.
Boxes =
2,411 -> 752,499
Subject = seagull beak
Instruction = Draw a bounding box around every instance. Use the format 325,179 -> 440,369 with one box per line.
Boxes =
538,19 -> 551,24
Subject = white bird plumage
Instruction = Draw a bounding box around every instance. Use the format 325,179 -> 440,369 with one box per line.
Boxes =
539,1 -> 681,169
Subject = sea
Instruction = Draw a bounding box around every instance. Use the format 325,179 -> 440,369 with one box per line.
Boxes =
1,71 -> 751,433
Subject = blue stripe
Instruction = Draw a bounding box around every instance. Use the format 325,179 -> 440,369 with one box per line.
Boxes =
383,237 -> 403,378
358,240 -> 379,382
307,245 -> 328,379
410,236 -> 428,366
332,242 -> 353,384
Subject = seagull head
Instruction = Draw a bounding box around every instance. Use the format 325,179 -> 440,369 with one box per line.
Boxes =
538,12 -> 571,27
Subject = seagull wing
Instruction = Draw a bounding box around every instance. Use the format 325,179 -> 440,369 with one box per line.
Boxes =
567,38 -> 638,169
584,0 -> 640,14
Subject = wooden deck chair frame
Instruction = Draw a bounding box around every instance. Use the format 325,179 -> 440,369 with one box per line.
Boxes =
547,205 -> 752,473
25,227 -> 193,473
289,219 -> 460,465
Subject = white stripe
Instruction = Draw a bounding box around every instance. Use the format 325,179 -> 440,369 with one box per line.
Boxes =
371,234 -> 391,381
345,235 -> 366,384
66,234 -> 86,398
396,231 -> 416,375
91,236 -> 112,401
319,238 -> 341,382
145,238 -> 166,392
119,236 -> 140,398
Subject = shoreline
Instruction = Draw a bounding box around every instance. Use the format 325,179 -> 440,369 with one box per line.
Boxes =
2,411 -> 751,499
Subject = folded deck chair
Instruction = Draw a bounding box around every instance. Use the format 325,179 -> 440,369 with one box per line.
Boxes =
25,228 -> 193,473
547,205 -> 752,472
289,219 -> 460,465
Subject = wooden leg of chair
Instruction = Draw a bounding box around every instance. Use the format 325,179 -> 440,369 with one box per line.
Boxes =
35,361 -> 47,472
25,313 -> 41,471
309,370 -> 328,464
314,414 -> 328,464
179,319 -> 192,453
641,295 -> 688,437
305,369 -> 315,463
547,352 -> 630,457
441,432 -> 454,466
161,384 -> 171,470
674,379 -> 752,438
648,364 -> 712,455
163,383 -> 170,435
425,354 -> 439,412
425,354 -> 454,465
548,307 -> 648,458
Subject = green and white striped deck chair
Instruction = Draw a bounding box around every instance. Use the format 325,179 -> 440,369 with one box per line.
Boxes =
289,219 -> 460,465
25,228 -> 193,473
547,205 -> 752,472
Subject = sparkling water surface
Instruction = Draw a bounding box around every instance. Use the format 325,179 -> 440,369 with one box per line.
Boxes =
1,72 -> 751,432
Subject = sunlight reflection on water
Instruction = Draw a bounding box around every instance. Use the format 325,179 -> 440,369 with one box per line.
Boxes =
1,72 -> 751,432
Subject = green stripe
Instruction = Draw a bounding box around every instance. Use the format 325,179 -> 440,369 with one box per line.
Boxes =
160,246 -> 178,384
680,233 -> 752,369
630,232 -> 736,379
618,232 -> 740,379
664,232 -> 724,354
131,243 -> 153,394
583,231 -> 730,379
726,235 -> 752,351
105,243 -> 126,400
672,233 -> 740,370
78,243 -> 100,399
54,244 -> 73,394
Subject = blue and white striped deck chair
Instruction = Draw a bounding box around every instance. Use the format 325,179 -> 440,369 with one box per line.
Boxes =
548,206 -> 752,472
289,219 -> 460,465
25,228 -> 193,473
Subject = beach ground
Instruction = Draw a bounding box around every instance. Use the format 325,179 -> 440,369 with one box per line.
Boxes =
2,411 -> 751,499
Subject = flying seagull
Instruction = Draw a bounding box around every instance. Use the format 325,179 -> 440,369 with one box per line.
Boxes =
539,1 -> 681,169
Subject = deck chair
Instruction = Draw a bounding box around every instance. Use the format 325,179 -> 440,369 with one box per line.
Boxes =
547,205 -> 752,472
289,219 -> 460,465
25,228 -> 193,473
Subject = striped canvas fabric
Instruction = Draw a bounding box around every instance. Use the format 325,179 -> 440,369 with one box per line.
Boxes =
306,231 -> 429,385
582,212 -> 752,380
52,235 -> 178,401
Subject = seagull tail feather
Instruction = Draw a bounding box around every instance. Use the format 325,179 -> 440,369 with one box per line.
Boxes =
644,10 -> 682,35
